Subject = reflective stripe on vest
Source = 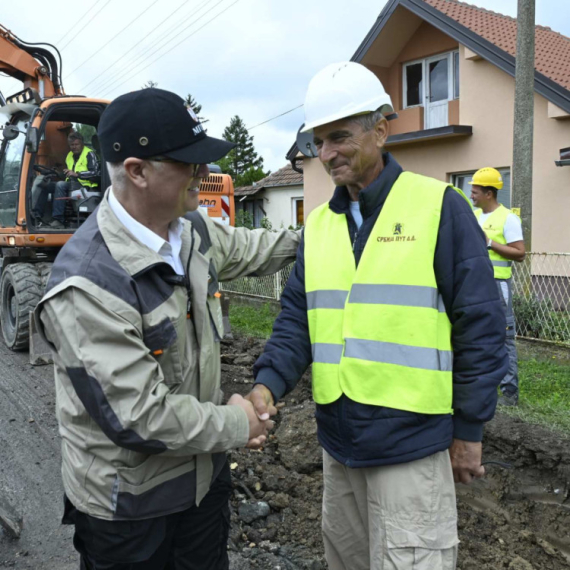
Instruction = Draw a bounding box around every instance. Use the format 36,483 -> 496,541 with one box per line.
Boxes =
66,146 -> 98,188
474,205 -> 513,279
304,171 -> 467,414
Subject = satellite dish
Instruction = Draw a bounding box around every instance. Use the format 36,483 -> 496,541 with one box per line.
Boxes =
296,124 -> 318,158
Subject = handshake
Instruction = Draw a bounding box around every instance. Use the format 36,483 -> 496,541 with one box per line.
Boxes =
227,384 -> 277,449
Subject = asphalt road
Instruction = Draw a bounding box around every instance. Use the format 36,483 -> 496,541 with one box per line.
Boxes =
0,343 -> 76,569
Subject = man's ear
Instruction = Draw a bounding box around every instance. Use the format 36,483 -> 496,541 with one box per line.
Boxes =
374,117 -> 389,149
123,158 -> 148,189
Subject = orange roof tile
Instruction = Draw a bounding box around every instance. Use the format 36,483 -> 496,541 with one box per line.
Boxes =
235,163 -> 303,197
423,0 -> 570,90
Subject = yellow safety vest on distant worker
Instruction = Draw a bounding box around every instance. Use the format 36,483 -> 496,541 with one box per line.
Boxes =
304,172 -> 469,414
474,205 -> 512,279
65,146 -> 98,189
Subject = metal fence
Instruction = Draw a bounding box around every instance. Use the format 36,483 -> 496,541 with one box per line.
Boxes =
221,253 -> 570,346
220,264 -> 294,300
512,253 -> 570,345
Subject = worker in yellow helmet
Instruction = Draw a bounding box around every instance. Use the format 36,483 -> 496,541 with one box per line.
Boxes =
470,167 -> 526,406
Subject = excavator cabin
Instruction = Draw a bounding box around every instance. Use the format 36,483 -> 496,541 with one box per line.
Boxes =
0,25 -> 235,353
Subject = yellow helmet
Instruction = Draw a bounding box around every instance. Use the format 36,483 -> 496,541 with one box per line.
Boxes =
468,167 -> 504,190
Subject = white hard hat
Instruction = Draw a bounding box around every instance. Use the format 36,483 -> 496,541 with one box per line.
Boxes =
300,62 -> 394,133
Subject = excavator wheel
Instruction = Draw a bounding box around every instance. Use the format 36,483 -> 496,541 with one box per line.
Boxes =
35,262 -> 53,291
0,263 -> 42,351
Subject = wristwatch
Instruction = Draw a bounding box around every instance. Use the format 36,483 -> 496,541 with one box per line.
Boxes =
487,238 -> 493,250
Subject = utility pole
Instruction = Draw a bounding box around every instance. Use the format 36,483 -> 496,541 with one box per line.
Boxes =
512,0 -> 536,250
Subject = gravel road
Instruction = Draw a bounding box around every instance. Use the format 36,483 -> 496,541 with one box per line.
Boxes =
0,345 -> 76,569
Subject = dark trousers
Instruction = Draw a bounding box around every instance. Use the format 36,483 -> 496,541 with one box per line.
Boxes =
33,181 -> 71,222
65,462 -> 232,570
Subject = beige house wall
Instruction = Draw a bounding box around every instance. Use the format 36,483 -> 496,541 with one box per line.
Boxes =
302,43 -> 570,253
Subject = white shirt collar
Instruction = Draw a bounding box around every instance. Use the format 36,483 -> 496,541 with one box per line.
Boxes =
108,187 -> 185,275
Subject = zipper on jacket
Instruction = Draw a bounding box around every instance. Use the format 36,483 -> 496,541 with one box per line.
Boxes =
185,227 -> 196,319
338,395 -> 352,468
352,230 -> 359,252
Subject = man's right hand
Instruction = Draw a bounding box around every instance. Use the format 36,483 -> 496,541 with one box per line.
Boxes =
227,393 -> 274,448
244,384 -> 277,421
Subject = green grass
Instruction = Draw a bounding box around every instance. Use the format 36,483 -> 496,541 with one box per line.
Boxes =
501,341 -> 570,435
229,302 -> 279,339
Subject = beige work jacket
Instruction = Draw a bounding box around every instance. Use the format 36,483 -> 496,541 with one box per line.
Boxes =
38,191 -> 300,520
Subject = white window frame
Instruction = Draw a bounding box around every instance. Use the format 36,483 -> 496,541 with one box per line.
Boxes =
403,50 -> 459,110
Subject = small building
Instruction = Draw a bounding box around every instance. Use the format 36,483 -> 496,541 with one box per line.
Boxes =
289,0 -> 570,253
235,164 -> 304,229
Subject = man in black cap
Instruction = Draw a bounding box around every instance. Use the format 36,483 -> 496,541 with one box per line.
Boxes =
36,88 -> 300,569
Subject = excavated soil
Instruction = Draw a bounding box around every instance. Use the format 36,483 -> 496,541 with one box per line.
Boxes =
222,335 -> 570,570
0,334 -> 568,569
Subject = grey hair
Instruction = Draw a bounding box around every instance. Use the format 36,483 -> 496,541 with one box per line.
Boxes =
349,110 -> 385,131
106,162 -> 127,189
106,159 -> 166,190
68,131 -> 84,142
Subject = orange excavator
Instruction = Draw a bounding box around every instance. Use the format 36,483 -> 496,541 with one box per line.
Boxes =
0,24 -> 235,351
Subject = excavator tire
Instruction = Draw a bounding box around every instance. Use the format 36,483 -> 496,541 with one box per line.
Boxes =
0,263 -> 42,351
35,262 -> 53,292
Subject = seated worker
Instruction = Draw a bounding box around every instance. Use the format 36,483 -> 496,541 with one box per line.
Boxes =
33,131 -> 100,228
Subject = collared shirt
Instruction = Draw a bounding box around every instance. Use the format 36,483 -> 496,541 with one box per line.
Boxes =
108,188 -> 185,275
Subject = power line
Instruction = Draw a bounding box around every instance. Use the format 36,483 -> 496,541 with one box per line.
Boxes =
56,0 -> 105,46
100,0 -> 239,99
93,0 -> 221,96
85,0 -> 216,95
59,0 -> 113,51
66,0 -> 161,78
78,0 -> 193,93
248,104 -> 304,130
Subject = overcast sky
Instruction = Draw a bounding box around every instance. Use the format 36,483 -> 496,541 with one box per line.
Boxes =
1,0 -> 568,172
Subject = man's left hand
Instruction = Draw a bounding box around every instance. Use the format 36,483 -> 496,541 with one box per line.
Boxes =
449,439 -> 485,484
65,170 -> 78,178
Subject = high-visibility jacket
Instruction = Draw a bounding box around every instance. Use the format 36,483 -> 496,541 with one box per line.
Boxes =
474,205 -> 512,279
66,146 -> 98,188
304,172 -> 469,414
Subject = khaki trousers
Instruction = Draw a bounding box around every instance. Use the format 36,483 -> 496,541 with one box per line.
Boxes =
322,450 -> 458,570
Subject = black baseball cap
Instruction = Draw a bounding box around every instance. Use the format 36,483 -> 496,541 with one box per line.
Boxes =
98,88 -> 235,164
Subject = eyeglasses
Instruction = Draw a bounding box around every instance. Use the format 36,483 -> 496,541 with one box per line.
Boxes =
148,156 -> 201,177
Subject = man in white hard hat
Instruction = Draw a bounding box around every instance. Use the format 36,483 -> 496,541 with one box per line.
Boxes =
247,62 -> 508,569
470,168 -> 526,407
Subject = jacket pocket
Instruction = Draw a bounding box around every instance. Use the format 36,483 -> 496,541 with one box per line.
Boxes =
114,456 -> 197,519
143,317 -> 183,388
207,295 -> 224,342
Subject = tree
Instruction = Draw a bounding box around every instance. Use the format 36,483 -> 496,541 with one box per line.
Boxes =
184,93 -> 207,123
73,124 -> 97,145
141,80 -> 158,89
216,115 -> 268,187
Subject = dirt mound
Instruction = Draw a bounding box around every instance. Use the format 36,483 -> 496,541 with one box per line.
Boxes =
222,335 -> 570,569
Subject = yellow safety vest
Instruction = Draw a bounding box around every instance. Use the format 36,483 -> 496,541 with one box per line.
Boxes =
474,205 -> 513,279
305,172 -> 469,414
66,146 -> 98,189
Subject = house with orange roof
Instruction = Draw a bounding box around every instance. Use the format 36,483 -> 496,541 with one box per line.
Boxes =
234,163 -> 304,229
290,0 -> 570,253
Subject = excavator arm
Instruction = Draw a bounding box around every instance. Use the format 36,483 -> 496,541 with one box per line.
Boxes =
0,24 -> 63,98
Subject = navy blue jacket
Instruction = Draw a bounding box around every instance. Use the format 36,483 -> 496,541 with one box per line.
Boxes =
254,154 -> 508,468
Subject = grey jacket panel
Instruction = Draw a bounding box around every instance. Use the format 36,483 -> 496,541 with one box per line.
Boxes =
38,191 -> 301,519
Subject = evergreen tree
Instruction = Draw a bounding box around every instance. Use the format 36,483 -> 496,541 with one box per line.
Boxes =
141,80 -> 158,89
217,115 -> 267,187
184,94 -> 207,123
73,124 -> 97,145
